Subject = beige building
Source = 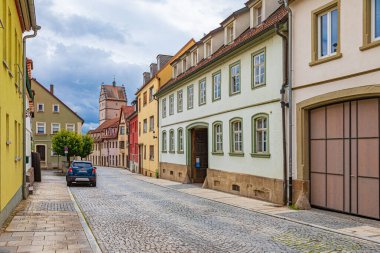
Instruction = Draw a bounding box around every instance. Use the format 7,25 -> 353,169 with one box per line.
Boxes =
99,80 -> 127,125
289,0 -> 380,219
117,105 -> 135,168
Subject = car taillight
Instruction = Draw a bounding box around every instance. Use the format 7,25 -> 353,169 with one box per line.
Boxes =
68,167 -> 73,173
92,167 -> 96,174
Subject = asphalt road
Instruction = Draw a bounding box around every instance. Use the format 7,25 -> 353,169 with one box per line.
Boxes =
70,167 -> 380,253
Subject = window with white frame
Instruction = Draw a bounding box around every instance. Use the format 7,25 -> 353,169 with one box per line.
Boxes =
173,64 -> 178,78
318,7 -> 338,58
52,104 -> 59,113
192,50 -> 198,66
177,90 -> 183,112
51,123 -> 60,134
187,85 -> 194,109
51,147 -> 57,156
256,5 -> 262,25
205,40 -> 212,58
230,62 -> 241,95
372,0 -> 380,40
149,116 -> 154,131
143,119 -> 147,133
230,119 -> 243,153
149,86 -> 154,102
213,71 -> 221,101
226,23 -> 234,44
36,122 -> 46,134
169,94 -> 174,115
37,103 -> 44,112
169,130 -> 175,153
162,98 -> 167,118
149,145 -> 154,160
182,58 -> 187,72
213,122 -> 223,153
253,50 -> 265,87
199,79 -> 206,105
162,131 -> 167,152
178,128 -> 184,152
254,116 -> 268,153
66,123 -> 75,132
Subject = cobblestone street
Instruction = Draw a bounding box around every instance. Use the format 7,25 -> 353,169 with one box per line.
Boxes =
70,167 -> 380,253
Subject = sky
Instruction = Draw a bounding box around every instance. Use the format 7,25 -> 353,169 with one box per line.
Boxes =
27,0 -> 244,133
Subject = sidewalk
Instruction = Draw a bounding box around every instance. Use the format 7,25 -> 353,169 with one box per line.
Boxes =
0,171 -> 97,253
125,170 -> 380,245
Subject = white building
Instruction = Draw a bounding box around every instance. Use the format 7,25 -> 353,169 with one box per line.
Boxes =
157,0 -> 288,204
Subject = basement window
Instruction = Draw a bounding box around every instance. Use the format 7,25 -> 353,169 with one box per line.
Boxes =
232,184 -> 240,192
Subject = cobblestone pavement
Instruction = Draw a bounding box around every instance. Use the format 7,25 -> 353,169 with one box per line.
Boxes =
71,167 -> 380,253
0,170 -> 93,253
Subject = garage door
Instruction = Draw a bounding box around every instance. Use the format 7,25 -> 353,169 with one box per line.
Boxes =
310,98 -> 380,219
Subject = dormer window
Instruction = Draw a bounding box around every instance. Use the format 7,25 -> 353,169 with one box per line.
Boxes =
205,40 -> 212,58
226,23 -> 234,44
256,5 -> 262,25
192,50 -> 198,66
182,58 -> 187,72
173,64 -> 178,78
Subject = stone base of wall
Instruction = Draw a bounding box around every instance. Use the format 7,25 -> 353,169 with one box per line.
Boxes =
292,179 -> 310,205
160,163 -> 190,183
207,168 -> 285,205
0,186 -> 22,228
141,168 -> 156,178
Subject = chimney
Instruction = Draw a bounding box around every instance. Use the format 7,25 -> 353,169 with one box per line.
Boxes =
50,84 -> 54,94
157,54 -> 172,70
150,63 -> 157,77
143,72 -> 151,84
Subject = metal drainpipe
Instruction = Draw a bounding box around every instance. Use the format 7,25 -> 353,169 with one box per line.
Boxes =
22,25 -> 41,199
275,23 -> 289,205
284,0 -> 293,206
154,77 -> 160,178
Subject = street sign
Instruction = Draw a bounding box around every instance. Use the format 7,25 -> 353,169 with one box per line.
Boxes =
64,146 -> 68,155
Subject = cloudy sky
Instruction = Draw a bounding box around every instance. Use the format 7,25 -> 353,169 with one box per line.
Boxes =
27,0 -> 243,132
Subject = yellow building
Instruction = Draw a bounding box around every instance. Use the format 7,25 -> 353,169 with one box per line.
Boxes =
0,0 -> 38,226
136,39 -> 195,177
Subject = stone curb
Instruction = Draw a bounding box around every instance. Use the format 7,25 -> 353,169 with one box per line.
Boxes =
130,172 -> 380,246
68,187 -> 102,253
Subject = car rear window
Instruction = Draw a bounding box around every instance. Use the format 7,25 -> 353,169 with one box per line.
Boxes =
72,162 -> 92,168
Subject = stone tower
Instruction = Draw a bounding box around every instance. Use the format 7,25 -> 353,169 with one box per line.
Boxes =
99,80 -> 127,124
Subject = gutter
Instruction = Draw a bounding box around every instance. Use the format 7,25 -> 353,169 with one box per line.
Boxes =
275,23 -> 289,206
284,0 -> 293,206
22,24 -> 41,199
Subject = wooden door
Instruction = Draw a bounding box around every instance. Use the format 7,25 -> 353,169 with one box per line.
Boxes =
191,129 -> 208,183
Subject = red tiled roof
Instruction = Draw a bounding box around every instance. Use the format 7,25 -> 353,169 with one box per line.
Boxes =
158,6 -> 288,95
101,85 -> 127,101
121,105 -> 135,121
91,117 -> 119,134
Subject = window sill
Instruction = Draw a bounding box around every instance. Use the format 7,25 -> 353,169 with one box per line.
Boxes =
169,151 -> 175,154
199,102 -> 206,106
162,151 -> 167,153
35,133 -> 47,136
360,40 -> 380,51
251,153 -> 271,158
252,83 -> 266,90
177,151 -> 184,154
229,91 -> 241,97
212,98 -> 221,102
212,152 -> 224,156
309,53 -> 342,67
229,152 -> 244,157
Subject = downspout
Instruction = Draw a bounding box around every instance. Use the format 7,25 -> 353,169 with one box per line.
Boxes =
22,25 -> 41,199
275,23 -> 288,205
284,0 -> 293,206
154,77 -> 160,178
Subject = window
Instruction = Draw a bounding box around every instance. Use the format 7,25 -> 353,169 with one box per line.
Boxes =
230,118 -> 243,155
149,116 -> 154,131
230,62 -> 241,95
149,86 -> 154,102
372,0 -> 380,40
169,94 -> 174,115
177,128 -> 184,153
256,5 -> 262,25
143,119 -> 147,133
51,148 -> 57,156
66,124 -> 75,132
162,131 -> 167,152
226,23 -> 234,44
52,104 -> 59,113
36,122 -> 46,134
51,123 -> 60,134
363,0 -> 380,49
182,58 -> 187,72
173,64 -> 178,78
139,122 -> 141,136
138,98 -> 141,112
177,90 -> 183,112
162,98 -> 167,118
192,50 -> 198,66
120,126 -> 125,135
199,79 -> 206,105
169,130 -> 175,153
143,92 -> 147,106
252,114 -> 270,158
37,103 -> 44,112
187,85 -> 194,109
253,50 -> 265,87
205,40 -> 212,58
213,122 -> 223,154
212,71 -> 221,101
149,145 -> 154,160
144,145 -> 146,160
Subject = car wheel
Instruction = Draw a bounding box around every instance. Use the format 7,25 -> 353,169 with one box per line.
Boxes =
67,182 -> 71,187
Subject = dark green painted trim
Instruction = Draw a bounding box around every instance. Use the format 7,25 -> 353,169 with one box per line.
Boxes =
187,84 -> 194,110
211,121 -> 223,153
212,70 -> 222,102
229,117 -> 243,155
177,127 -> 184,153
251,113 -> 270,157
251,47 -> 266,89
229,60 -> 241,96
161,130 -> 167,152
212,152 -> 224,156
198,78 -> 207,106
169,129 -> 175,153
177,89 -> 183,113
161,98 -> 280,128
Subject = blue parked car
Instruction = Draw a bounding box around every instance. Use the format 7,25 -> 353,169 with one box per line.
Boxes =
66,160 -> 97,187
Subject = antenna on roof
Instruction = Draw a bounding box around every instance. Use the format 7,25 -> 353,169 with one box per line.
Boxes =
112,76 -> 116,87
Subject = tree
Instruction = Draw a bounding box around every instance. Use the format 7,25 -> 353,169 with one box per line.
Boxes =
52,130 -> 82,163
78,134 -> 94,160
